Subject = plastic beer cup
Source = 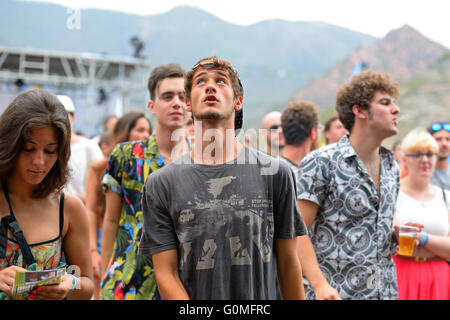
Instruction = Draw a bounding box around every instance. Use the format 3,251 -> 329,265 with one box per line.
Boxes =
398,225 -> 418,256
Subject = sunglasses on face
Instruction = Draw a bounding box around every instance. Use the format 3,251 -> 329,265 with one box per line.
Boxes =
269,125 -> 280,130
405,152 -> 437,159
430,122 -> 450,132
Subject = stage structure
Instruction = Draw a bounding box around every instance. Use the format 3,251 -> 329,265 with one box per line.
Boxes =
0,46 -> 152,137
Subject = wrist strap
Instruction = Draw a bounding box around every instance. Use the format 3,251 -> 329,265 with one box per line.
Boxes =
67,274 -> 78,295
420,231 -> 428,246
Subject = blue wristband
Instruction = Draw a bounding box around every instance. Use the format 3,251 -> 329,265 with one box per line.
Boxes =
67,274 -> 78,295
420,232 -> 428,246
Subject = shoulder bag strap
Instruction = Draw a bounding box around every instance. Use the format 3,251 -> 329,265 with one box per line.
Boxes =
442,187 -> 447,205
0,217 -> 9,259
0,183 -> 36,266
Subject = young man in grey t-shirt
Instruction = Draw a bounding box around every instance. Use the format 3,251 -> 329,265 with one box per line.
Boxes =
138,56 -> 306,300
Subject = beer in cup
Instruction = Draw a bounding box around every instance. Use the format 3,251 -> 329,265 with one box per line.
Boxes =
398,225 -> 418,256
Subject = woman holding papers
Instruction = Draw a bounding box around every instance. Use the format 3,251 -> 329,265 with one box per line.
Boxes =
0,89 -> 93,300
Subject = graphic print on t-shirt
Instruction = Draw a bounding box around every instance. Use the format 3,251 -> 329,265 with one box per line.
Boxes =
177,175 -> 274,271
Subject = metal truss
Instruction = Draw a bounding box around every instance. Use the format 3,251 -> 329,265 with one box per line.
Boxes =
0,46 -> 151,89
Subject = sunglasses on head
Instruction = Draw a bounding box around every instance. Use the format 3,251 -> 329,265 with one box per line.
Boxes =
429,122 -> 450,132
192,58 -> 238,77
194,57 -> 231,68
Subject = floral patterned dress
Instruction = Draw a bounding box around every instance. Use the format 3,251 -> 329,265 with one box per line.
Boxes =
100,135 -> 164,300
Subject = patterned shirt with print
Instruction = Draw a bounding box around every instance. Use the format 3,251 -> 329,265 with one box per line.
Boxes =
297,135 -> 399,300
100,134 -> 164,300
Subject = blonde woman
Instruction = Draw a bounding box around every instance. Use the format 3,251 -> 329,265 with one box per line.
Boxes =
393,128 -> 450,300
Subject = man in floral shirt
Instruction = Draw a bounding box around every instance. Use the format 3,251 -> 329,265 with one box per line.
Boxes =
297,71 -> 401,299
100,64 -> 190,300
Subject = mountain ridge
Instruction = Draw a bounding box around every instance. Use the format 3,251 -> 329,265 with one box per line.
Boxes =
1,0 -> 377,127
293,24 -> 449,113
385,52 -> 450,146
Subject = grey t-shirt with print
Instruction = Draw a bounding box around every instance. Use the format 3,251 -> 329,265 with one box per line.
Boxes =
138,146 -> 306,300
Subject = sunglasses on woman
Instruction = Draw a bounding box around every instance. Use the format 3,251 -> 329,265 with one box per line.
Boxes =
405,152 -> 437,159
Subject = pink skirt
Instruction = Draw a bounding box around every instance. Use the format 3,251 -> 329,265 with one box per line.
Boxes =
393,256 -> 450,300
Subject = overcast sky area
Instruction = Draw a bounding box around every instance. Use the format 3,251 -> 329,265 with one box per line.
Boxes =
27,0 -> 450,48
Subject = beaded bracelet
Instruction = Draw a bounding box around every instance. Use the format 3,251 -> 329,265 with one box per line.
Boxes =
67,274 -> 78,295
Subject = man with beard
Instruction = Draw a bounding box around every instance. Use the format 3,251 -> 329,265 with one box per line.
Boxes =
428,122 -> 450,190
138,56 -> 306,300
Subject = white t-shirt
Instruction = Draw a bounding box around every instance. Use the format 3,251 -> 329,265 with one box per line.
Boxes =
395,185 -> 450,236
66,137 -> 104,196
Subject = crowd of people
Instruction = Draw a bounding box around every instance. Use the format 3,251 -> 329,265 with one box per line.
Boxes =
0,55 -> 448,300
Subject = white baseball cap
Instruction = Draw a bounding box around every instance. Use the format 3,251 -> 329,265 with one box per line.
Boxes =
57,95 -> 76,113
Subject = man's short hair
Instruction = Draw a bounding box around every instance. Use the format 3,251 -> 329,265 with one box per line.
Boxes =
147,63 -> 185,101
281,101 -> 319,146
324,114 -> 339,133
336,70 -> 399,133
185,56 -> 244,132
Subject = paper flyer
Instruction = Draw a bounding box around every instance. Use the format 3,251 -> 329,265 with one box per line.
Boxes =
10,267 -> 66,300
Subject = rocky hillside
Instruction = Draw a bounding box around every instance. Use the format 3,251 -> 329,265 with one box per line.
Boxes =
384,53 -> 450,148
293,25 -> 449,112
